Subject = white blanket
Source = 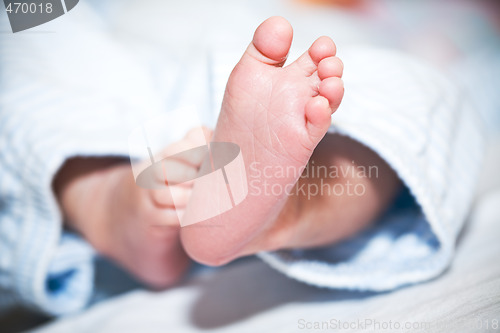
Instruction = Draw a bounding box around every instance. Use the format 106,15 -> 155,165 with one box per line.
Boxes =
34,139 -> 500,332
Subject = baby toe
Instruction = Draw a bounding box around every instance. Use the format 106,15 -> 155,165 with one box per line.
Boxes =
290,36 -> 337,76
309,36 -> 337,65
319,77 -> 344,110
318,56 -> 343,80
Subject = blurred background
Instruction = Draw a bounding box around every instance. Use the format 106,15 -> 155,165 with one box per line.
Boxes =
1,0 -> 499,331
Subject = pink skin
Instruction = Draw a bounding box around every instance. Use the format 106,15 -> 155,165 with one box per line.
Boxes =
180,17 -> 345,265
54,129 -> 211,288
57,17 -> 400,287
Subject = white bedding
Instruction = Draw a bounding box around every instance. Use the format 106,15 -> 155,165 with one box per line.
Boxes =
33,141 -> 500,333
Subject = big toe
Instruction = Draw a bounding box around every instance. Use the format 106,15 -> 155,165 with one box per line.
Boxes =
245,16 -> 293,66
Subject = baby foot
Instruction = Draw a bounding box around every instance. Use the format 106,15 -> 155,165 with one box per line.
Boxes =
55,129 -> 212,288
181,17 -> 344,265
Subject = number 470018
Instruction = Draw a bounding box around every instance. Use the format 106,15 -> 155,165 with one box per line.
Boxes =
5,2 -> 53,14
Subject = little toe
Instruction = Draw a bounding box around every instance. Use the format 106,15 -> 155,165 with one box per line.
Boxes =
305,95 -> 332,139
318,56 -> 344,80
